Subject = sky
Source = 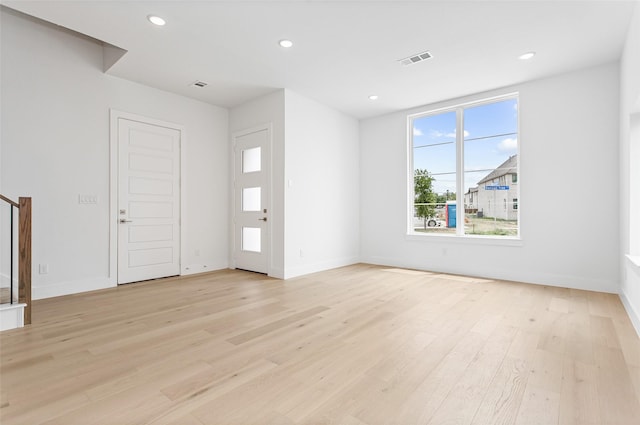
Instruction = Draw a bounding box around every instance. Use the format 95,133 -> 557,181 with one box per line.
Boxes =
412,98 -> 518,195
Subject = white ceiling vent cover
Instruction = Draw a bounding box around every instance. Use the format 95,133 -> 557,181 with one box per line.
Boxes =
191,80 -> 209,88
399,51 -> 433,66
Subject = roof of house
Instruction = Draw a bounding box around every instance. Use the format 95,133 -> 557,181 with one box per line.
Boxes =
465,187 -> 478,194
477,155 -> 518,185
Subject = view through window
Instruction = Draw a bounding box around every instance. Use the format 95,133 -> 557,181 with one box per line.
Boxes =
411,96 -> 519,237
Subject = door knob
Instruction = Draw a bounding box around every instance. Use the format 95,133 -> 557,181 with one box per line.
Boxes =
119,219 -> 133,223
258,217 -> 267,222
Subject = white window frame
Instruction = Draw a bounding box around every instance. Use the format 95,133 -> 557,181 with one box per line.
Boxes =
407,93 -> 521,242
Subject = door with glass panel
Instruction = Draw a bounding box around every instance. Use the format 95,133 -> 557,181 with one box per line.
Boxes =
234,127 -> 270,274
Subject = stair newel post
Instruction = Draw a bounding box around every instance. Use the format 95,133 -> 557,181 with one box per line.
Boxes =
18,197 -> 31,325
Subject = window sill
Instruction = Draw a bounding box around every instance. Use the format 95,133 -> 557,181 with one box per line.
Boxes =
406,232 -> 523,247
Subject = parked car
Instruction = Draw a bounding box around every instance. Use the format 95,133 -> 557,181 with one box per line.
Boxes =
413,216 -> 444,228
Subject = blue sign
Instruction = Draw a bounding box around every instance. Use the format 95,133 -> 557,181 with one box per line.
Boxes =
485,185 -> 510,190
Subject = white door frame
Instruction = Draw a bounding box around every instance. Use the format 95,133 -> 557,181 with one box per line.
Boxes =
231,123 -> 273,275
109,109 -> 186,284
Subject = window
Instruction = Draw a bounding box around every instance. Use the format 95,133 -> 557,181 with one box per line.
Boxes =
410,95 -> 519,237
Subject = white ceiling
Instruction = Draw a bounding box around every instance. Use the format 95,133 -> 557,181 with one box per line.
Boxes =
2,0 -> 637,119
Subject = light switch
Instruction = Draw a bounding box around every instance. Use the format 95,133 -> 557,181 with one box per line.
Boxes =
78,194 -> 98,204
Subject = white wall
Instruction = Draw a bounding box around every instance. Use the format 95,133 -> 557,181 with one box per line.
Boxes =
0,9 -> 229,299
619,1 -> 640,335
2,4 -> 633,317
229,89 -> 360,279
283,90 -> 360,278
361,63 -> 620,293
229,90 -> 286,277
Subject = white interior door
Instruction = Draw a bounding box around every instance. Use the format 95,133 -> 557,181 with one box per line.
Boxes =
117,118 -> 181,284
234,128 -> 270,274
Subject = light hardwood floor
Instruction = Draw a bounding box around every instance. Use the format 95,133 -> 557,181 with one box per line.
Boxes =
1,264 -> 639,425
0,288 -> 12,304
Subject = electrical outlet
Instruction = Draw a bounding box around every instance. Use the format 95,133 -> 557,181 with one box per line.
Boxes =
195,249 -> 200,257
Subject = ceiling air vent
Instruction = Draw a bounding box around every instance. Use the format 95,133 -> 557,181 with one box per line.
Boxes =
191,80 -> 209,88
399,51 -> 433,66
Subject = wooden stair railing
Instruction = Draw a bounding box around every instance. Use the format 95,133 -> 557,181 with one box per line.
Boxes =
1,194 -> 32,325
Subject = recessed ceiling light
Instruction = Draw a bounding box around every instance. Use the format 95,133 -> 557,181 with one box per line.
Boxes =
279,39 -> 293,48
368,95 -> 379,100
519,51 -> 536,60
147,15 -> 166,26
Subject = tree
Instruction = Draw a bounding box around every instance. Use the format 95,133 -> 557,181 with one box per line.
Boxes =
436,190 -> 456,205
414,169 -> 436,229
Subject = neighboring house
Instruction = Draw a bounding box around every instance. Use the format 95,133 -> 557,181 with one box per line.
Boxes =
475,155 -> 518,221
464,186 -> 478,213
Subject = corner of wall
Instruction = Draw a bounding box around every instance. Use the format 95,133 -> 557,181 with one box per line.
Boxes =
619,0 -> 640,337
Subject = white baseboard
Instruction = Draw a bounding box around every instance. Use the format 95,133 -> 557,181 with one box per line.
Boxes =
182,261 -> 228,276
230,260 -> 362,280
283,256 -> 361,280
33,277 -> 115,300
361,255 -> 619,294
33,262 -> 231,299
0,303 -> 26,331
620,256 -> 640,337
620,289 -> 640,338
228,265 -> 285,279
34,264 -> 233,299
269,267 -> 285,280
